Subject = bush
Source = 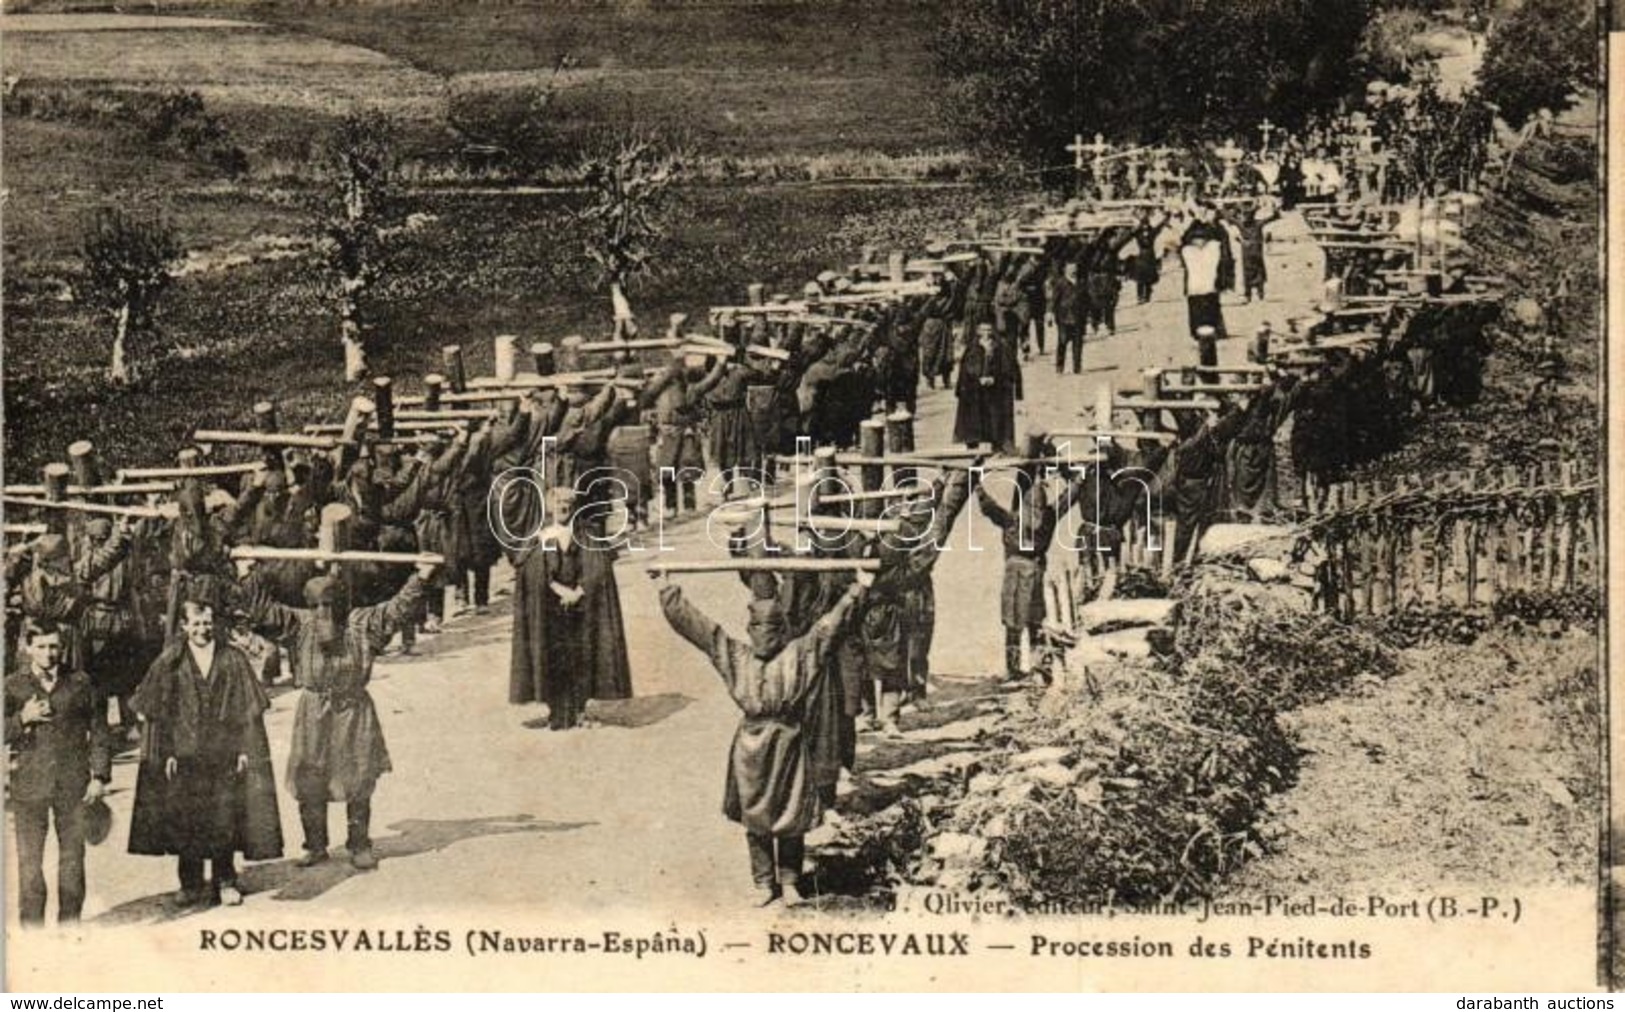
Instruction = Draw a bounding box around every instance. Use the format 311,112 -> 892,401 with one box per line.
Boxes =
931,0 -> 1373,168
1479,0 -> 1594,127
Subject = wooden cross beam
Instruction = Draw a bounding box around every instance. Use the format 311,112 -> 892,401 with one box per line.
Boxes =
193,430 -> 339,451
2,495 -> 173,520
1157,382 -> 1271,395
229,546 -> 445,566
4,481 -> 178,497
303,419 -> 477,435
647,558 -> 881,576
1049,429 -> 1178,445
709,508 -> 902,535
118,462 -> 263,481
1114,396 -> 1223,412
467,369 -> 619,389
576,337 -> 684,355
4,523 -> 48,537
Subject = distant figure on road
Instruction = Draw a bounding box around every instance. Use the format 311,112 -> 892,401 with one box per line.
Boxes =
953,322 -> 1018,453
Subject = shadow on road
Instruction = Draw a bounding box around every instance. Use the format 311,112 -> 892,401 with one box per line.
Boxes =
91,814 -> 590,925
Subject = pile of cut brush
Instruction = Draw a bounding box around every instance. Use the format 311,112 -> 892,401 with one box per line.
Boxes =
819,563 -> 1400,911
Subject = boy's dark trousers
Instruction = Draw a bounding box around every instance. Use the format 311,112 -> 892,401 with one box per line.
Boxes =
1054,320 -> 1084,374
13,792 -> 86,926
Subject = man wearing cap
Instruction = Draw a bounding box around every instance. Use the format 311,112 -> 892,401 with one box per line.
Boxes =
128,598 -> 282,907
6,620 -> 111,926
235,558 -> 434,870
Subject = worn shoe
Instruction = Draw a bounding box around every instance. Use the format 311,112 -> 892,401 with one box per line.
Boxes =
756,885 -> 783,907
173,886 -> 210,908
295,849 -> 330,869
781,881 -> 808,907
350,847 -> 379,871
218,883 -> 244,907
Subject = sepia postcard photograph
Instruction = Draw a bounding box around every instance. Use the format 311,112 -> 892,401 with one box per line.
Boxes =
0,0 -> 1613,993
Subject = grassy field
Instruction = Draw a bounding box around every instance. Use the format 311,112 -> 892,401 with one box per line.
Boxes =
2,2 -> 953,165
1,0 -> 977,475
2,183 -> 989,474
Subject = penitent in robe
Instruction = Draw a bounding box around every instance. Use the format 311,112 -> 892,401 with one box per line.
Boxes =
659,582 -> 864,836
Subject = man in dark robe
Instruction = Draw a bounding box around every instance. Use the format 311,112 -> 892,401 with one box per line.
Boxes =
657,571 -> 869,906
508,487 -> 589,727
953,323 -> 1017,453
128,599 -> 282,907
1223,375 -> 1302,520
862,469 -> 973,733
1131,211 -> 1166,304
237,560 -> 431,870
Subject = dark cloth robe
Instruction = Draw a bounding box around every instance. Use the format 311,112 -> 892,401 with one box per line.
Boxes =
952,339 -> 1017,450
660,582 -> 864,836
508,531 -> 581,707
574,532 -> 634,702
127,643 -> 282,860
1131,224 -> 1163,285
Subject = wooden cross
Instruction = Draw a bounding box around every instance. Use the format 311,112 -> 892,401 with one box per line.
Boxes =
1258,118 -> 1277,152
1066,134 -> 1090,172
1215,138 -> 1244,191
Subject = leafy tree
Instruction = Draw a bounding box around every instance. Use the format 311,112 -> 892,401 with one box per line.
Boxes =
932,0 -> 1373,170
79,207 -> 182,386
1479,0 -> 1594,127
313,112 -> 401,381
573,134 -> 685,339
1358,8 -> 1431,82
1377,79 -> 1495,199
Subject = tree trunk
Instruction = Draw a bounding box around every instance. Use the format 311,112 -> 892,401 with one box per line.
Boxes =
610,278 -> 636,341
108,301 -> 132,385
341,291 -> 367,382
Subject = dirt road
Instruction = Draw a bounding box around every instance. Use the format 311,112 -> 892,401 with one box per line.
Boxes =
10,215 -> 1324,927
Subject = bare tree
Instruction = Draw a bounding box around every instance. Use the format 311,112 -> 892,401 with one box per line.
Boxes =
315,112 -> 400,381
79,206 -> 182,386
574,134 -> 685,339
